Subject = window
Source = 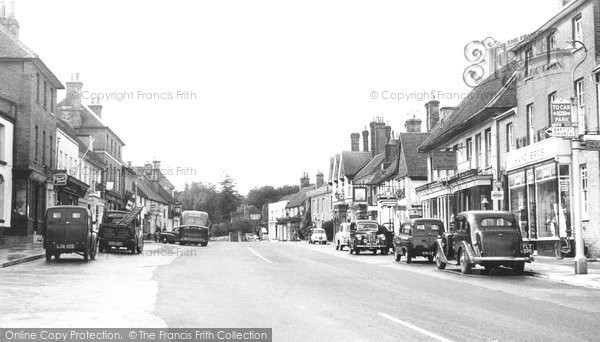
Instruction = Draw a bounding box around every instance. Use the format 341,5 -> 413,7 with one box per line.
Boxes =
547,33 -> 556,65
526,103 -> 534,144
525,48 -> 533,77
42,131 -> 46,165
466,138 -> 473,164
36,74 -> 40,103
34,125 -> 39,161
475,134 -> 482,168
573,14 -> 583,42
581,164 -> 588,220
506,123 -> 514,152
548,92 -> 557,125
50,88 -> 55,112
575,78 -> 585,130
0,124 -> 4,161
49,135 -> 53,168
484,129 -> 492,167
43,81 -> 47,109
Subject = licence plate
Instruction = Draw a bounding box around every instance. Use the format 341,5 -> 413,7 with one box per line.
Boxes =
366,243 -> 376,247
56,244 -> 74,249
521,243 -> 533,254
108,241 -> 123,246
421,251 -> 433,256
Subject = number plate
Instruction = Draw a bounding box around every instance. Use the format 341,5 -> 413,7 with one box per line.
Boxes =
366,243 -> 376,247
56,244 -> 74,249
108,241 -> 123,246
521,243 -> 533,255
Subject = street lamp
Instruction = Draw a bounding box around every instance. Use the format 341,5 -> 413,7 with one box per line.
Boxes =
566,39 -> 588,274
481,196 -> 489,210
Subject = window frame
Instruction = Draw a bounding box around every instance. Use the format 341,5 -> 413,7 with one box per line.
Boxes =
506,123 -> 514,152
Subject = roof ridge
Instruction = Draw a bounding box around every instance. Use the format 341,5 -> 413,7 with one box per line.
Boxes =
0,23 -> 38,58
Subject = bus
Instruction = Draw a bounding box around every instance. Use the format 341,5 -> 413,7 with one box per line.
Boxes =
176,210 -> 210,246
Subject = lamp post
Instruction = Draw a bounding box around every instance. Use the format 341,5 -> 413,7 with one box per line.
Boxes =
481,196 -> 489,210
567,39 -> 588,274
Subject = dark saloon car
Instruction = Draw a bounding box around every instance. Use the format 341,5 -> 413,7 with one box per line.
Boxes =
348,220 -> 388,255
435,211 -> 533,274
98,209 -> 144,254
393,219 -> 444,263
160,225 -> 209,246
44,206 -> 98,262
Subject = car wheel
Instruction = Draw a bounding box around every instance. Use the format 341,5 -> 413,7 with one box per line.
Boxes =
427,255 -> 434,263
161,237 -> 168,244
91,242 -> 98,260
513,262 -> 525,275
340,242 -> 344,251
137,239 -> 144,253
54,253 -> 61,259
201,242 -> 208,247
459,249 -> 472,274
394,248 -> 401,262
405,249 -> 412,264
45,250 -> 52,262
481,265 -> 493,275
336,241 -> 340,250
372,249 -> 377,255
83,247 -> 89,262
381,248 -> 388,255
435,248 -> 446,270
180,241 -> 186,246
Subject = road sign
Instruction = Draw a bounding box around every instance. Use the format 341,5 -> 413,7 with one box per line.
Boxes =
550,101 -> 572,126
582,139 -> 600,151
53,173 -> 67,186
546,126 -> 576,139
491,190 -> 504,201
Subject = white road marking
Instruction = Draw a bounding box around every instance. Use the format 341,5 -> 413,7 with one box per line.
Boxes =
248,247 -> 273,264
378,312 -> 454,342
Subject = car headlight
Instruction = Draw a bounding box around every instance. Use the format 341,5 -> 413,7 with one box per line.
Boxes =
357,236 -> 363,240
380,235 -> 386,240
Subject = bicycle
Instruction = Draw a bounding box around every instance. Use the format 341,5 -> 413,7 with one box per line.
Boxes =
554,236 -> 571,259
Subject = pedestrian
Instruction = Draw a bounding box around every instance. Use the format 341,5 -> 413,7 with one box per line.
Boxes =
154,227 -> 161,242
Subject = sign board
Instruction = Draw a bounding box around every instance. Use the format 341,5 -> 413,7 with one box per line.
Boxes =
550,101 -> 572,126
546,126 -> 576,139
560,179 -> 570,192
582,139 -> 600,151
432,151 -> 457,170
494,181 -> 503,188
53,173 -> 67,186
491,190 -> 504,201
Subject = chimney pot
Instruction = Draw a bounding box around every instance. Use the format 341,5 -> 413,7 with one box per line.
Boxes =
5,1 -> 14,18
362,129 -> 369,152
405,117 -> 423,133
350,133 -> 360,152
425,100 -> 440,132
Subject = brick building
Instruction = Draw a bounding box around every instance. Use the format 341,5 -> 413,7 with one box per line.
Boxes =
506,0 -> 600,257
0,5 -> 64,236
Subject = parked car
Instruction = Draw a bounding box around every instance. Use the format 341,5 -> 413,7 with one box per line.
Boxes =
335,223 -> 351,251
160,225 -> 209,246
393,219 -> 444,263
309,228 -> 327,244
98,209 -> 144,254
348,220 -> 388,255
43,206 -> 98,262
379,222 -> 395,254
435,211 -> 534,274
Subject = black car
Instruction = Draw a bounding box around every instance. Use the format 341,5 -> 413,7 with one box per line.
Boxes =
160,225 -> 209,246
98,208 -> 144,254
393,219 -> 444,263
348,220 -> 388,255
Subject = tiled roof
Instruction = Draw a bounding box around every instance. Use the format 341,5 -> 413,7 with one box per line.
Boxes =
339,151 -> 371,179
152,181 -> 177,204
136,179 -> 167,204
0,24 -> 36,58
285,186 -> 316,208
397,133 -> 429,179
419,63 -> 517,153
353,153 -> 385,183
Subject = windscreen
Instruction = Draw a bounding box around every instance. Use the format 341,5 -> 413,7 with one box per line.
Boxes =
47,209 -> 87,225
103,212 -> 127,224
357,222 -> 378,230
479,217 -> 516,230
182,211 -> 209,226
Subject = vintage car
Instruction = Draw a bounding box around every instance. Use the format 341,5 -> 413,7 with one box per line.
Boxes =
43,206 -> 98,262
393,219 -> 444,263
98,208 -> 144,254
435,211 -> 534,274
348,220 -> 388,255
309,228 -> 327,244
335,223 -> 351,251
160,225 -> 209,246
379,222 -> 395,254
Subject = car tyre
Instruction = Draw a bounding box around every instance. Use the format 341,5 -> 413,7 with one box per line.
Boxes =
355,242 -> 360,255
405,249 -> 412,264
91,242 -> 98,260
336,241 -> 340,250
180,241 -> 186,246
83,247 -> 89,262
161,237 -> 168,244
435,248 -> 446,270
45,250 -> 52,262
513,262 -> 525,275
200,242 -> 208,247
427,255 -> 434,263
459,249 -> 472,274
137,239 -> 144,253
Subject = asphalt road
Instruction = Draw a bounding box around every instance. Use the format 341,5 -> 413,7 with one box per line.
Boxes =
1,241 -> 600,342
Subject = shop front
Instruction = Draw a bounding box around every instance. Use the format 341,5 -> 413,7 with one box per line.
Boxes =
506,138 -> 572,256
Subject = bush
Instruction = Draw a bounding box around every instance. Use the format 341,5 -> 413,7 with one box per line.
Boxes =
211,219 -> 259,237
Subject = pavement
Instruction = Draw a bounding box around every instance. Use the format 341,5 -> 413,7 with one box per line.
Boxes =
2,241 -> 599,341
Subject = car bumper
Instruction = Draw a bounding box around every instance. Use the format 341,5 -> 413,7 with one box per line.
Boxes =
98,237 -> 134,247
471,256 -> 534,264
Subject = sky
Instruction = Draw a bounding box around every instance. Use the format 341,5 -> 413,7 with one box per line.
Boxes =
14,0 -> 563,194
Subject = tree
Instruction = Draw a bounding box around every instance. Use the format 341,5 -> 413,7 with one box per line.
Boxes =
245,184 -> 300,209
218,175 -> 242,223
175,182 -> 221,223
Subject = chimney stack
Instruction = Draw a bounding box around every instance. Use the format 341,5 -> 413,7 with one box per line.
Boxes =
88,101 -> 103,118
385,125 -> 392,143
0,1 -> 19,38
300,172 -> 310,190
316,172 -> 324,188
405,115 -> 422,133
370,119 -> 388,157
350,133 -> 360,152
425,100 -> 440,132
66,73 -> 83,110
362,129 -> 369,152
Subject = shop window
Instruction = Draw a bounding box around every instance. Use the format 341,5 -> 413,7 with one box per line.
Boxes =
535,165 -> 559,238
581,164 -> 588,220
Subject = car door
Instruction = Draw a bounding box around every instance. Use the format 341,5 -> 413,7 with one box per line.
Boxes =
452,216 -> 470,254
395,223 -> 410,251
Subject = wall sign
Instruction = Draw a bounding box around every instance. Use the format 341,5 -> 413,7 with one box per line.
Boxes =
432,151 -> 457,170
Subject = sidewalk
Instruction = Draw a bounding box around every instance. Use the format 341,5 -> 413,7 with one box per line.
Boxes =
525,255 -> 600,289
0,235 -> 45,268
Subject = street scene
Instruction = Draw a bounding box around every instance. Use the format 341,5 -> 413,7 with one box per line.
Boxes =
2,0 -> 600,341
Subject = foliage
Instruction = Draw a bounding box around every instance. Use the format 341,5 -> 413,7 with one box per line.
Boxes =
175,175 -> 242,224
246,184 -> 300,210
211,219 -> 260,237
218,175 -> 242,223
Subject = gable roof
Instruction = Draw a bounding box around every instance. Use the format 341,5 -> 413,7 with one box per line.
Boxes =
353,153 -> 386,185
397,133 -> 429,179
339,151 -> 371,179
136,178 -> 167,204
285,185 -> 316,208
419,63 -> 517,153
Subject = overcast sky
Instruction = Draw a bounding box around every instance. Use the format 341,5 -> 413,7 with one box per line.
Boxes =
16,0 -> 562,194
